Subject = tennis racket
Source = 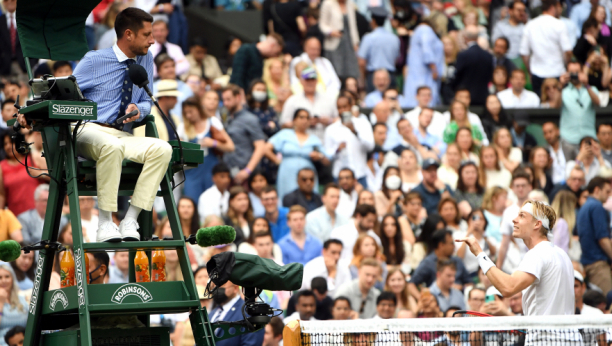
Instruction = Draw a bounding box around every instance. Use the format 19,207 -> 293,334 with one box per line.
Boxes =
452,310 -> 526,334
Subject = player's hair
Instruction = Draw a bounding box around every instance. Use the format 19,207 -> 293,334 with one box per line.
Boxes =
522,200 -> 557,236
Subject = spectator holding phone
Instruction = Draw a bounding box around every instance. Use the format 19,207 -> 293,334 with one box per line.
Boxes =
559,60 -> 600,152
565,136 -> 612,185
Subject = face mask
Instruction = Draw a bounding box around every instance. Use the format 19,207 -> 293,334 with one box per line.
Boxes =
212,287 -> 228,305
89,264 -> 102,283
385,175 -> 401,190
252,91 -> 267,102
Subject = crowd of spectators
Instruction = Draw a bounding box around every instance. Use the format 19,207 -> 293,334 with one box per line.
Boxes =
3,0 -> 612,344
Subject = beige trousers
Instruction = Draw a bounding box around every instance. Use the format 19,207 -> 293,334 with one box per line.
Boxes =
75,123 -> 173,212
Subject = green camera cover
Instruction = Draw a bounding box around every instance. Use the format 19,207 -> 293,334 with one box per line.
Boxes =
207,252 -> 303,291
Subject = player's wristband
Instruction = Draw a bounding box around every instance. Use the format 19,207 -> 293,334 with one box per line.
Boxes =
477,252 -> 495,275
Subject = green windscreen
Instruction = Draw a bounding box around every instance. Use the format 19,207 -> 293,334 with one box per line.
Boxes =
16,0 -> 102,61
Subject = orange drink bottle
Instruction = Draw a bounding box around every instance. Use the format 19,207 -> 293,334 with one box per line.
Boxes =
84,250 -> 90,284
151,250 -> 166,282
135,250 -> 150,282
60,248 -> 75,288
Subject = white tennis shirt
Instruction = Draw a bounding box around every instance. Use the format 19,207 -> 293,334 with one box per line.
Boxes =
518,241 -> 575,316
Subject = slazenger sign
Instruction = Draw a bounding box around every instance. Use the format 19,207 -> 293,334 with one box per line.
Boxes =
75,248 -> 85,307
29,255 -> 45,314
52,104 -> 94,117
112,284 -> 153,304
49,290 -> 69,311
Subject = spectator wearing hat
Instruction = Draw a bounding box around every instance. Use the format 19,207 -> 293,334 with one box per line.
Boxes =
230,34 -> 284,90
574,270 -> 603,315
357,7 -> 400,94
289,37 -> 341,96
491,0 -> 527,60
134,79 -> 181,141
559,60 -> 600,152
183,38 -> 223,84
280,66 -> 338,141
497,70 -> 540,108
412,158 -> 454,215
149,20 -> 189,78
153,53 -> 194,119
519,0 -> 573,97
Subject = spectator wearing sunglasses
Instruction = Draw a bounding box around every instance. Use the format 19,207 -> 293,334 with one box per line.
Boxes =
282,168 -> 323,213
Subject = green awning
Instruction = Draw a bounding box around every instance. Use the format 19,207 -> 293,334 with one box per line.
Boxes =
16,0 -> 102,61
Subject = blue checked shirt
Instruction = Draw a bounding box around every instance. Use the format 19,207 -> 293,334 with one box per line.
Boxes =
73,44 -> 154,125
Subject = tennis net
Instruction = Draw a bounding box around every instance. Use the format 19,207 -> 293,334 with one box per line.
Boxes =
283,314 -> 612,346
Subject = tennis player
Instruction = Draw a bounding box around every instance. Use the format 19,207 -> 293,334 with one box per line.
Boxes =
457,200 -> 574,316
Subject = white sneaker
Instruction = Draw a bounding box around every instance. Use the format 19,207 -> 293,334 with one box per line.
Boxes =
119,219 -> 141,241
96,222 -> 122,243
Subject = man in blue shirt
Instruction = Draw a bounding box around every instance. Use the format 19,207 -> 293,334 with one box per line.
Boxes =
577,176 -> 612,294
358,7 -> 400,93
429,260 -> 466,312
18,8 -> 172,243
408,229 -> 471,300
261,187 -> 290,242
412,158 -> 454,215
278,205 -> 323,265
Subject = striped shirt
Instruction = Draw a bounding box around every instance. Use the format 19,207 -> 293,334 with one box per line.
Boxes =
73,44 -> 154,125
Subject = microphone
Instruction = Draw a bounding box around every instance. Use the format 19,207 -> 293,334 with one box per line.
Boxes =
128,64 -> 156,102
195,226 -> 236,248
0,240 -> 21,262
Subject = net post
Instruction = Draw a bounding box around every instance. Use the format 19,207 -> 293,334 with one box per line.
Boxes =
283,320 -> 302,346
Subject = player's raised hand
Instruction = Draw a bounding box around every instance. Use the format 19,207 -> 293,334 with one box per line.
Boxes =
456,236 -> 483,257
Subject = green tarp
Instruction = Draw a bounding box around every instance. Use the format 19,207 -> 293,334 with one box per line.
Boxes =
16,0 -> 102,61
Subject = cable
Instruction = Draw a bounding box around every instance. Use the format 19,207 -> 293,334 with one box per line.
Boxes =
12,145 -> 60,184
40,74 -> 57,100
